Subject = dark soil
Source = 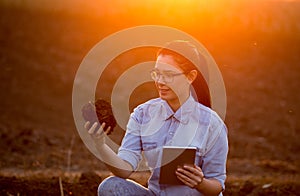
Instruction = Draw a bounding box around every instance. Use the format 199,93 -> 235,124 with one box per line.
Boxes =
1,172 -> 299,196
82,99 -> 116,134
0,172 -> 101,196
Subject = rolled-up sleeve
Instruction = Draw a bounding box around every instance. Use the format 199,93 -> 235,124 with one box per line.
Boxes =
202,124 -> 228,191
117,108 -> 143,170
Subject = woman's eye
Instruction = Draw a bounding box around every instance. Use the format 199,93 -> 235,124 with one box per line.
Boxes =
164,73 -> 173,77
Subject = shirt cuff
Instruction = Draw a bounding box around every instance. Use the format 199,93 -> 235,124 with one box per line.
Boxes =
118,149 -> 141,170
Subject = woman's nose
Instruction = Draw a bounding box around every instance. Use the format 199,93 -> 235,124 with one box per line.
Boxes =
156,75 -> 167,84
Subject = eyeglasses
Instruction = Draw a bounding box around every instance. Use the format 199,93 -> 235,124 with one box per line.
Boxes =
150,69 -> 187,84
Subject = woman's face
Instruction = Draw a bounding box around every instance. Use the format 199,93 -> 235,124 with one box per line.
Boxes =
154,55 -> 191,104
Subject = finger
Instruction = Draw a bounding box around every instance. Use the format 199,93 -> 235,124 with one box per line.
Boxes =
194,165 -> 203,173
176,171 -> 197,188
178,166 -> 194,178
177,175 -> 197,188
183,165 -> 203,177
88,122 -> 98,134
193,165 -> 204,179
84,121 -> 91,129
100,122 -> 112,134
176,170 -> 203,188
178,167 -> 203,184
95,122 -> 105,135
105,126 -> 111,134
100,122 -> 106,129
183,164 -> 197,172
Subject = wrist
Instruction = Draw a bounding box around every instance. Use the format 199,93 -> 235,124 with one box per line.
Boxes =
195,178 -> 223,195
195,177 -> 206,191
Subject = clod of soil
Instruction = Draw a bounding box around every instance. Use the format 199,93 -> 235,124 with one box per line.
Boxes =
81,99 -> 116,135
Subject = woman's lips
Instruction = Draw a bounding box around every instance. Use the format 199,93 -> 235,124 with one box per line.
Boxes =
157,84 -> 170,94
159,88 -> 170,94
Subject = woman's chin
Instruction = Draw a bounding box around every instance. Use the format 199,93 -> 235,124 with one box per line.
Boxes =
159,93 -> 168,100
158,89 -> 178,101
159,93 -> 173,101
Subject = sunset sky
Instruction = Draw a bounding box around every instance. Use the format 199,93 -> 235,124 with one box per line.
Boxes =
0,0 -> 295,38
1,0 -> 299,14
1,0 -> 298,58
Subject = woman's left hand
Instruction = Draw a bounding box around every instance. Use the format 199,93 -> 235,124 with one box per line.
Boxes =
175,164 -> 204,189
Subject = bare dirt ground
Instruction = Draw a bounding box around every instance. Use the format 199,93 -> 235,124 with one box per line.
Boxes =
0,4 -> 300,195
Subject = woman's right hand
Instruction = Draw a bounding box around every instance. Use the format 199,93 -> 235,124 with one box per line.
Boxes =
84,121 -> 111,145
84,121 -> 134,178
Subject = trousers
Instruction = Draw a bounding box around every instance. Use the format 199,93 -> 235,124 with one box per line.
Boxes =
98,176 -> 155,196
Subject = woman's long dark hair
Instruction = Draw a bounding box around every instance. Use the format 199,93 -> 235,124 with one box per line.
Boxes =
157,40 -> 211,108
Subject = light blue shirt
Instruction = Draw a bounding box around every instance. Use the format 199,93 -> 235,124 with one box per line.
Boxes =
118,95 -> 228,196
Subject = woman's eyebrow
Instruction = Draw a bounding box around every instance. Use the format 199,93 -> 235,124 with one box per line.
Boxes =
155,70 -> 178,75
154,68 -> 178,73
163,70 -> 178,74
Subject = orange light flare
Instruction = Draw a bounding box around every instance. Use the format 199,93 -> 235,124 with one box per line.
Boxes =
108,0 -> 231,25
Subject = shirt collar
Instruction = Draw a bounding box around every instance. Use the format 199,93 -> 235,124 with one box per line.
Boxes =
161,95 -> 197,124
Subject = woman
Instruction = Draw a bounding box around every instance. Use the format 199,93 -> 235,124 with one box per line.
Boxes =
85,40 -> 228,196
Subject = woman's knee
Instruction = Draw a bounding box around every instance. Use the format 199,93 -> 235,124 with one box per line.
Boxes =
98,176 -> 125,196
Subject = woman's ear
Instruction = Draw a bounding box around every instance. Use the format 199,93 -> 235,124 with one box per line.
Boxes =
187,70 -> 197,84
